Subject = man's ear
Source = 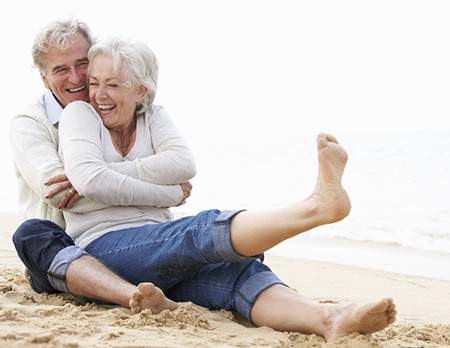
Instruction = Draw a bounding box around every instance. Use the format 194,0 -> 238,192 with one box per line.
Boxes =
40,72 -> 50,89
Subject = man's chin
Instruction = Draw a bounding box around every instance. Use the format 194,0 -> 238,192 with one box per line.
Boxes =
68,94 -> 90,104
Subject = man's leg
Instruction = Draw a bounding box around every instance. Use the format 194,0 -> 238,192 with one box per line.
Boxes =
13,218 -> 73,293
66,254 -> 177,314
13,219 -> 176,314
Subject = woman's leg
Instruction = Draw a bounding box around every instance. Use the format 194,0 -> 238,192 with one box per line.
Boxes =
164,259 -> 285,319
230,133 -> 352,256
84,210 -> 261,291
250,284 -> 397,342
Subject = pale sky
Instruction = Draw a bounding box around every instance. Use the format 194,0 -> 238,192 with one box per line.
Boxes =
1,0 -> 450,212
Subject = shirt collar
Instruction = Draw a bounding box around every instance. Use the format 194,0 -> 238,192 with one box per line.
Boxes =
39,90 -> 63,126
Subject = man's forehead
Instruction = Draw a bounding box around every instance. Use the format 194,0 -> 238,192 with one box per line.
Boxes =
44,33 -> 90,68
44,48 -> 89,72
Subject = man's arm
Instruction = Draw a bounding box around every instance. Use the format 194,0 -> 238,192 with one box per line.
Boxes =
9,104 -> 110,214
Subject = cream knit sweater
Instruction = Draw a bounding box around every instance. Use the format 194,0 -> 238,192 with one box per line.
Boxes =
10,98 -> 109,228
59,101 -> 196,248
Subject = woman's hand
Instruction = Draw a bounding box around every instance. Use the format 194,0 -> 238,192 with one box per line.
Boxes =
44,173 -> 82,209
177,181 -> 192,206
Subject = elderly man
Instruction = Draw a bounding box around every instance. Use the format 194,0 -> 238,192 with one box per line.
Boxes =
10,17 -> 184,314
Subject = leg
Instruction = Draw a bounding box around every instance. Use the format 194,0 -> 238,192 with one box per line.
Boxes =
13,219 -> 176,314
66,255 -> 177,314
12,218 -> 74,293
251,284 -> 397,342
165,259 -> 285,320
83,211 -> 262,294
230,133 -> 352,256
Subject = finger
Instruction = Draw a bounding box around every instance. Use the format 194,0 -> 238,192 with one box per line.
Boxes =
176,200 -> 186,207
45,181 -> 72,199
44,173 -> 69,186
58,188 -> 77,209
64,193 -> 82,209
58,195 -> 70,209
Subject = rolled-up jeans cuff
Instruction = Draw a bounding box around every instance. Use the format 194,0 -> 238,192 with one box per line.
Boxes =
237,270 -> 287,322
213,209 -> 264,261
48,246 -> 87,293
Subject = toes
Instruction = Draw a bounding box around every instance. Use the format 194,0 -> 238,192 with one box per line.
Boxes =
131,290 -> 142,301
129,299 -> 141,314
137,283 -> 156,296
130,305 -> 141,315
317,134 -> 328,149
317,133 -> 341,149
325,134 -> 339,144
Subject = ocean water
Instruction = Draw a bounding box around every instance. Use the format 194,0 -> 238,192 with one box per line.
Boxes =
3,128 -> 450,279
178,128 -> 450,280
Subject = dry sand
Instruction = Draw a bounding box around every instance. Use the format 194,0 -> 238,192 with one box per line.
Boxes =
1,212 -> 449,347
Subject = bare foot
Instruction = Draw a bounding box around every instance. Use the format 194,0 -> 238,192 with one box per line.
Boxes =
129,283 -> 178,315
311,133 -> 351,223
323,298 -> 397,342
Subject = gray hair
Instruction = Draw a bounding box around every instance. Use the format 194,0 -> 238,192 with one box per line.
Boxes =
32,16 -> 93,74
88,36 -> 159,116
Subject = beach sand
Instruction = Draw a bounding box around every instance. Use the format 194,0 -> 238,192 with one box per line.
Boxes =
1,212 -> 449,347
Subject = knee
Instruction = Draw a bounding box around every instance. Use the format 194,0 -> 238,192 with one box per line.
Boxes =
13,219 -> 40,245
12,218 -> 64,246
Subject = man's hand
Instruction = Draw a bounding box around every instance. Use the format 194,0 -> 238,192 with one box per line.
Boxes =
44,174 -> 82,209
177,181 -> 192,206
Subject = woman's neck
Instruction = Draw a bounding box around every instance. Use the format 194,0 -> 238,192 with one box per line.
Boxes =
109,118 -> 137,157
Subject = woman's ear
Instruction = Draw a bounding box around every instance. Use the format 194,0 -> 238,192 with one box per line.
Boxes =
136,85 -> 148,103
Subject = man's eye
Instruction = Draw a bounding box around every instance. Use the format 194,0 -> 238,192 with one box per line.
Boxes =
54,68 -> 69,75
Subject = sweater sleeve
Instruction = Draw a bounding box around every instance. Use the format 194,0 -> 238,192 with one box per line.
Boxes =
9,102 -> 110,214
106,105 -> 197,185
59,101 -> 182,207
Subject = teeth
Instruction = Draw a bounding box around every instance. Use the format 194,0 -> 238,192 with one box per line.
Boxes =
98,104 -> 115,110
68,85 -> 86,93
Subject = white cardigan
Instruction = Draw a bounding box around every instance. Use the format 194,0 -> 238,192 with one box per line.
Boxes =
10,97 -> 109,228
59,101 -> 197,248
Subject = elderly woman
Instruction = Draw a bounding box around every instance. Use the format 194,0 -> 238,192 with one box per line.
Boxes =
54,36 -> 396,342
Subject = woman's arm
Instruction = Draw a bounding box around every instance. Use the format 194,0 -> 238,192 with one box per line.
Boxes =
59,101 -> 183,207
106,105 -> 197,185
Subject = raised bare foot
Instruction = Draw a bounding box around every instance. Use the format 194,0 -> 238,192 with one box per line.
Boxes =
129,283 -> 178,315
323,298 -> 397,342
312,133 -> 351,223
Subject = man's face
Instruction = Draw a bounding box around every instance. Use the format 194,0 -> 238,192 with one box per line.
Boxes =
40,31 -> 90,107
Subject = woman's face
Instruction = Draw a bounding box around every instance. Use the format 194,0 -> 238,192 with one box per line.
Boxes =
89,53 -> 145,130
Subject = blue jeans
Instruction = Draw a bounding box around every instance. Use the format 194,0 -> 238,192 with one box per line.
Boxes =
13,209 -> 286,321
12,219 -> 86,294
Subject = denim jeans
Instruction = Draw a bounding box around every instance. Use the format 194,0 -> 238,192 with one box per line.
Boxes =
12,218 -> 86,294
13,209 -> 286,321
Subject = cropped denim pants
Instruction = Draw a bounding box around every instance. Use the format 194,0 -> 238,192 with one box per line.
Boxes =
13,209 -> 286,321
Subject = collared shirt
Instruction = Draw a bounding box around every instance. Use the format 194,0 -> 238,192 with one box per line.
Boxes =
39,90 -> 63,126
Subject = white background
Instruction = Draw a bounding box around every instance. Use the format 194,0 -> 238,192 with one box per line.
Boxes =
1,0 -> 450,213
